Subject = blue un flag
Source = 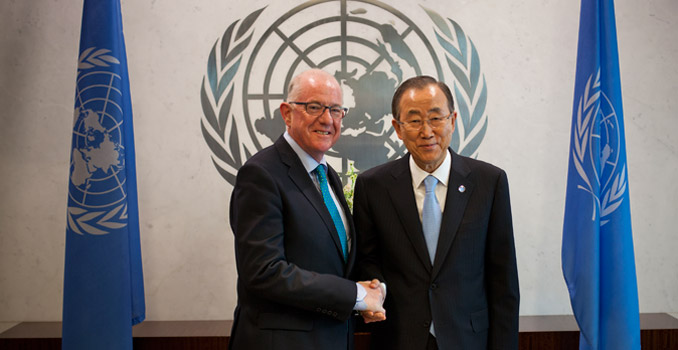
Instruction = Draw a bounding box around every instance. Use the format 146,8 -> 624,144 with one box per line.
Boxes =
562,0 -> 640,349
63,0 -> 145,348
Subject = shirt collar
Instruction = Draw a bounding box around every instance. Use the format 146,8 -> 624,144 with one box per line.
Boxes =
409,149 -> 451,189
283,131 -> 325,173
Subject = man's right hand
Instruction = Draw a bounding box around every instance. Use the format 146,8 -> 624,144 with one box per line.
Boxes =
358,279 -> 386,323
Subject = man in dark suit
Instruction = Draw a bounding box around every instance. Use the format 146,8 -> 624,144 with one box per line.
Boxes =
354,76 -> 519,349
229,69 -> 385,350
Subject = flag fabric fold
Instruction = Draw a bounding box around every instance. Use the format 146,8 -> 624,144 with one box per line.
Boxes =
562,0 -> 640,349
63,0 -> 145,348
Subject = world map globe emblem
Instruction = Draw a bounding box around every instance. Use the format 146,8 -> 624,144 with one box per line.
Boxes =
70,70 -> 127,210
241,0 -> 445,173
200,1 -> 489,185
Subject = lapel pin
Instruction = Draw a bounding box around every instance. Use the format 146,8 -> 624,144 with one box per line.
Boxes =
458,185 -> 466,193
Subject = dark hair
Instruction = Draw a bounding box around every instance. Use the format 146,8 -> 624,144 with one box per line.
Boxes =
391,76 -> 454,120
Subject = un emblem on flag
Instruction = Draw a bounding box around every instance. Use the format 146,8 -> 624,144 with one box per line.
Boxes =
201,0 -> 490,185
572,70 -> 627,225
67,48 -> 129,235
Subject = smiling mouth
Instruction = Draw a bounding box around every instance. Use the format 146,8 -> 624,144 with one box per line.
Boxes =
315,131 -> 331,135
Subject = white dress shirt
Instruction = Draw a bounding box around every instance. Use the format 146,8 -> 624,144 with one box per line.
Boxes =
409,149 -> 451,220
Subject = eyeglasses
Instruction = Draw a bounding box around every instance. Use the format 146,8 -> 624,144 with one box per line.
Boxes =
288,101 -> 349,119
395,113 -> 453,131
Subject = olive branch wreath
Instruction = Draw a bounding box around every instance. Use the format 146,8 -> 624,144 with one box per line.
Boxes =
78,47 -> 120,70
423,7 -> 488,158
572,70 -> 627,225
68,49 -> 129,235
200,8 -> 265,185
67,204 -> 127,235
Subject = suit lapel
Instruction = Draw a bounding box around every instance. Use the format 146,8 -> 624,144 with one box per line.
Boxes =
388,156 -> 433,273
274,137 -> 347,264
431,150 -> 473,278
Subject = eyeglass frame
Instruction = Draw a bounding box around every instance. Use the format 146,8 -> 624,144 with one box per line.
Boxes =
395,112 -> 455,131
288,101 -> 349,119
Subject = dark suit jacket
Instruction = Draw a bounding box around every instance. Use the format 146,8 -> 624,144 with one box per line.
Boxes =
229,136 -> 357,350
354,150 -> 519,350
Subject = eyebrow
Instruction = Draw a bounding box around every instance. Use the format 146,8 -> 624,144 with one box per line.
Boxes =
307,100 -> 343,107
405,107 -> 443,116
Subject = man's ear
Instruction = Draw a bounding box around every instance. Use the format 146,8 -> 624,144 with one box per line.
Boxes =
391,118 -> 404,140
280,102 -> 292,127
450,111 -> 458,132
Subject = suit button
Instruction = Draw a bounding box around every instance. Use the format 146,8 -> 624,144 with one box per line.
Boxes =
423,321 -> 430,327
332,312 -> 338,317
316,308 -> 322,312
430,283 -> 438,290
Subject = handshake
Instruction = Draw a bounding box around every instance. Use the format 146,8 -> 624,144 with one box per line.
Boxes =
358,279 -> 387,323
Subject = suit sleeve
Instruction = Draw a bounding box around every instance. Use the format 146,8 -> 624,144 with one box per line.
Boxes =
230,162 -> 357,321
353,174 -> 385,282
485,170 -> 520,350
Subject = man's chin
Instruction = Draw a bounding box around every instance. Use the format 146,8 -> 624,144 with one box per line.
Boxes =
310,138 -> 337,150
413,155 -> 445,171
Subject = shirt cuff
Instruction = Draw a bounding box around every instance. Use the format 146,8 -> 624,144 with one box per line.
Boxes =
354,282 -> 368,310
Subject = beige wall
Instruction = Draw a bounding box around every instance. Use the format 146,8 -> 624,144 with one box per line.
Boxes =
1,0 -> 676,321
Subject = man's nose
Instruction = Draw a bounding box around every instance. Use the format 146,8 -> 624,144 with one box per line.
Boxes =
419,121 -> 435,137
317,107 -> 333,123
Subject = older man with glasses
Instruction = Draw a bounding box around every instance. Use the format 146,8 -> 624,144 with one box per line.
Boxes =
228,68 -> 385,350
354,75 -> 520,350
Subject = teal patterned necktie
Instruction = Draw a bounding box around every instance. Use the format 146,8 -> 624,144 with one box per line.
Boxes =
314,164 -> 348,262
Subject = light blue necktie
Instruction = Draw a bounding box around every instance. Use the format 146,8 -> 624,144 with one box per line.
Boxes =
423,175 -> 442,337
315,164 -> 348,262
422,175 -> 442,264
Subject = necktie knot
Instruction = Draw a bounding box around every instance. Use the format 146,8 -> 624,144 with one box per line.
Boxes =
424,175 -> 438,193
315,164 -> 327,180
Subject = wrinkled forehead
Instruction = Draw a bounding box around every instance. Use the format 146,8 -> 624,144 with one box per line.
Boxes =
295,75 -> 343,103
400,85 -> 449,115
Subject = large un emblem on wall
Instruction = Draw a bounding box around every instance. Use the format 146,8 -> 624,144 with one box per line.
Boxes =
201,0 -> 489,184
